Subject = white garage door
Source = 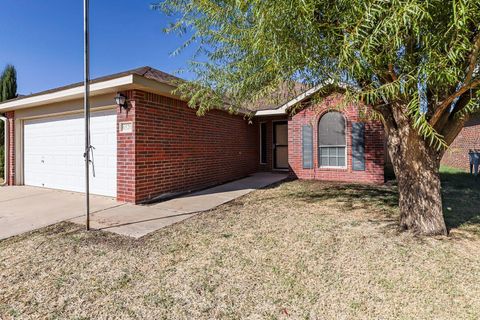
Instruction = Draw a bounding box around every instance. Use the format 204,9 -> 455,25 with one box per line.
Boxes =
24,110 -> 117,197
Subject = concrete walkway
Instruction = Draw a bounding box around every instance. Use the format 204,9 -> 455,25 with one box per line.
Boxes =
71,172 -> 287,238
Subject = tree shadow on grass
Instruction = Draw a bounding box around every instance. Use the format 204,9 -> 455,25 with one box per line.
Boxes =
283,181 -> 400,219
441,169 -> 480,234
264,170 -> 479,236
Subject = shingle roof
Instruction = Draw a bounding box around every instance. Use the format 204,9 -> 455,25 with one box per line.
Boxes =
3,66 -> 181,104
132,66 -> 182,85
1,65 -> 313,113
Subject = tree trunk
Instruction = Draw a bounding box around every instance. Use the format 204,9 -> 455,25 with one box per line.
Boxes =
385,111 -> 448,236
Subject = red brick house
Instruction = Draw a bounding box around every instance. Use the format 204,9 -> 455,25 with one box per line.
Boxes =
255,89 -> 385,183
441,114 -> 480,171
0,67 -> 385,204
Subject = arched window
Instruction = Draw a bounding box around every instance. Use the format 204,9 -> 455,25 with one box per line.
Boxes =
318,112 -> 346,167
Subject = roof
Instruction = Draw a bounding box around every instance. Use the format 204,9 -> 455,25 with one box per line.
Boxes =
0,65 -> 346,117
0,66 -> 182,112
255,80 -> 348,116
245,82 -> 309,111
2,66 -> 180,105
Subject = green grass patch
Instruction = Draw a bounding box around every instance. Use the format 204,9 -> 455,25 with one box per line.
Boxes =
440,166 -> 480,235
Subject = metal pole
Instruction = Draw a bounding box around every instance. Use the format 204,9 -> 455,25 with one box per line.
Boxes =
84,0 -> 91,230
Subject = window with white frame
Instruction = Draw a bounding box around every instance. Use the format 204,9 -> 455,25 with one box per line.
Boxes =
318,112 -> 346,167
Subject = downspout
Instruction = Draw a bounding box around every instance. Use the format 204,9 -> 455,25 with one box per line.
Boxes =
0,115 -> 8,186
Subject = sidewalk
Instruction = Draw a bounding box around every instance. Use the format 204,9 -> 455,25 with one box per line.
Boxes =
70,172 -> 288,238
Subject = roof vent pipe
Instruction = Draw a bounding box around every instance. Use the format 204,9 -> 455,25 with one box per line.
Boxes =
0,115 -> 8,186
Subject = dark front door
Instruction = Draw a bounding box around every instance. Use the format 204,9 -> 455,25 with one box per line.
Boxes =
273,121 -> 288,169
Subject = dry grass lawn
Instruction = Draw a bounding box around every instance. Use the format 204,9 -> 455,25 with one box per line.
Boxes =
1,173 -> 480,319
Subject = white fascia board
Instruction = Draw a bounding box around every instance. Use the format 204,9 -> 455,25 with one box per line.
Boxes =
252,80 -> 355,117
0,75 -> 134,112
254,83 -> 326,116
255,108 -> 288,116
131,74 -> 179,99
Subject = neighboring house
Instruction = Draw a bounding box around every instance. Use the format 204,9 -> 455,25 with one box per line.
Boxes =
0,67 -> 384,204
441,113 -> 480,171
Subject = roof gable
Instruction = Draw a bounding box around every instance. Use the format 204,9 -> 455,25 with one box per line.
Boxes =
255,82 -> 348,116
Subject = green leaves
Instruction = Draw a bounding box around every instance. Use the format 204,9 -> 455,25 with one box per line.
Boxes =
407,90 -> 447,150
0,64 -> 17,103
0,64 -> 17,143
155,0 -> 480,148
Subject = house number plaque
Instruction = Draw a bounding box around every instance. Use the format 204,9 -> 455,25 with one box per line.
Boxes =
119,121 -> 133,133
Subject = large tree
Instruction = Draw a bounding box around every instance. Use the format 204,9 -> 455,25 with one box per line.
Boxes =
155,0 -> 480,235
0,64 -> 17,179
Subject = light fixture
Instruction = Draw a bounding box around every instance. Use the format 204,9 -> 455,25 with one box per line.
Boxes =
115,93 -> 128,110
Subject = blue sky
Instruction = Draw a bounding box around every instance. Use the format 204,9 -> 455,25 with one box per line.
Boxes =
0,0 -> 195,95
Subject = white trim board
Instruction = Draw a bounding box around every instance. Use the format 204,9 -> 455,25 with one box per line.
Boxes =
0,74 -> 181,113
254,81 -> 351,117
0,76 -> 134,112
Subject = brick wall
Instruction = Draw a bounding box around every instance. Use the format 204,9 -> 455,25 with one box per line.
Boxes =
118,90 -> 259,203
4,111 -> 15,185
288,94 -> 385,183
441,115 -> 480,171
116,90 -> 138,203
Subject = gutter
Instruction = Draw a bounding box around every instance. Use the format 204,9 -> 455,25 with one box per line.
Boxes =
0,115 -> 8,186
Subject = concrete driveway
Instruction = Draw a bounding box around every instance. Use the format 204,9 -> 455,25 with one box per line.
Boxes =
0,186 -> 119,240
1,173 -> 288,240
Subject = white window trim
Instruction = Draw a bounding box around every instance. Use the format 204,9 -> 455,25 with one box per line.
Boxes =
318,146 -> 348,169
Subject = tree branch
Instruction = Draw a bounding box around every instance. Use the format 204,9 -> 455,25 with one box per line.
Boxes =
429,32 -> 480,127
373,103 -> 397,130
465,33 -> 480,84
441,115 -> 469,147
388,63 -> 397,82
434,91 -> 469,131
451,88 -> 479,117
429,79 -> 480,127
438,91 -> 476,145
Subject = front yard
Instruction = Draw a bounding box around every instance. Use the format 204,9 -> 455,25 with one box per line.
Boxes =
1,168 -> 480,319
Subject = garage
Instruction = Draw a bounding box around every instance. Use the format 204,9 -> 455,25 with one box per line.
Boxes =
0,67 -> 260,204
23,109 -> 117,197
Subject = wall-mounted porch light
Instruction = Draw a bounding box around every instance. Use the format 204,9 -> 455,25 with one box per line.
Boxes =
115,93 -> 129,111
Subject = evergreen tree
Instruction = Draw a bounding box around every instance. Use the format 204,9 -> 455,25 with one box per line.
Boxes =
0,64 -> 17,179
0,65 -> 17,103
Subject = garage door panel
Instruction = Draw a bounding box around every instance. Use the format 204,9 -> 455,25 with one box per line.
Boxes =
24,110 -> 117,197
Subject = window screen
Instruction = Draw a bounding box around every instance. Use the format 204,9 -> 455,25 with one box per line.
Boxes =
260,123 -> 267,164
318,112 -> 346,167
